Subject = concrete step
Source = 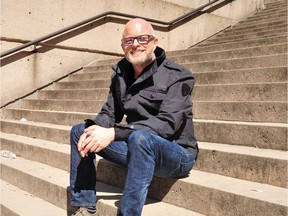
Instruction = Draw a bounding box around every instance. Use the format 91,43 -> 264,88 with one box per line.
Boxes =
53,79 -> 111,90
260,1 -> 287,9
2,110 -> 286,151
241,10 -> 287,24
230,19 -> 287,32
169,35 -> 287,56
183,54 -> 287,72
19,99 -> 105,113
1,132 -> 286,188
0,118 -> 71,144
204,28 -> 287,45
38,88 -> 109,100
244,4 -> 287,15
89,182 -> 206,216
169,43 -> 287,64
95,159 -> 288,216
194,119 -> 287,151
91,58 -> 122,67
194,34 -> 286,52
0,132 -> 70,171
41,81 -> 288,102
1,157 -> 69,212
82,66 -> 115,74
265,3 -> 287,9
1,180 -> 67,216
0,156 -> 204,216
73,53 -> 287,73
68,71 -> 113,81
194,67 -> 287,84
194,82 -> 287,102
196,142 -> 287,188
245,7 -> 287,19
193,101 -> 286,123
2,179 -> 203,216
1,108 -> 96,126
265,0 -> 287,7
63,66 -> 288,85
84,46 -> 287,73
1,156 -> 287,216
17,99 -> 287,123
217,23 -> 287,39
214,27 -> 287,40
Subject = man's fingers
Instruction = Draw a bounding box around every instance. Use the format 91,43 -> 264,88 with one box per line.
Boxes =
82,139 -> 98,155
84,125 -> 97,134
77,133 -> 87,151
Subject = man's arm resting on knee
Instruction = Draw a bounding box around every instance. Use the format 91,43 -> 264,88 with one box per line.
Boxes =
78,125 -> 115,157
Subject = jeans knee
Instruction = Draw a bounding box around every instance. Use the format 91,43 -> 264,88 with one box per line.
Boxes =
70,123 -> 85,141
128,130 -> 154,150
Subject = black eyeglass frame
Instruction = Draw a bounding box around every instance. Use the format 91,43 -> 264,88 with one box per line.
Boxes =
121,35 -> 155,46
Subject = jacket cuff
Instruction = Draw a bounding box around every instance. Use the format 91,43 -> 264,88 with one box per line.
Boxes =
114,124 -> 135,141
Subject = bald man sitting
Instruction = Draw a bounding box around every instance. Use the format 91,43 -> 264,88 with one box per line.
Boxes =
70,18 -> 199,216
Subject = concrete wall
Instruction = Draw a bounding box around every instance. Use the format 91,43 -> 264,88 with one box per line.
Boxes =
165,0 -> 265,19
0,0 -> 264,107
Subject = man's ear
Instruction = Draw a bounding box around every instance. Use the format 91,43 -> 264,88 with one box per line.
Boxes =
121,43 -> 125,52
153,37 -> 158,50
154,37 -> 159,46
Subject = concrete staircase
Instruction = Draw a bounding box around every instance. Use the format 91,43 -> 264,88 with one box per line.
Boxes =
1,0 -> 287,215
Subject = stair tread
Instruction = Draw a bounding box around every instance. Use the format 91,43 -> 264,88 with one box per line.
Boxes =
19,98 -> 287,103
1,180 -> 67,216
201,33 -> 287,45
1,157 -> 68,187
1,132 -> 70,153
0,179 -> 204,216
0,156 -> 204,215
186,170 -> 287,206
0,118 -> 72,130
96,181 -> 205,216
199,141 -> 287,160
2,117 -> 287,129
2,132 -> 286,161
193,118 -> 287,127
192,34 -> 287,49
1,156 -> 286,208
53,79 -> 288,86
171,42 -> 287,57
186,53 -> 286,63
2,108 -> 97,116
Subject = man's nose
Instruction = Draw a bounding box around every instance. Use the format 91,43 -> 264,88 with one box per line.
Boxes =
132,38 -> 140,46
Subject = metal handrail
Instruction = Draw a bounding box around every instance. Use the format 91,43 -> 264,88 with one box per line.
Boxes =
0,0 -> 233,58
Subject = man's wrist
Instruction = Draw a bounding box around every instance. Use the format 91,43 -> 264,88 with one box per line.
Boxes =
110,127 -> 116,141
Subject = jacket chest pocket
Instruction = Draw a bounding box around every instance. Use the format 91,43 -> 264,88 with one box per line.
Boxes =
138,90 -> 166,114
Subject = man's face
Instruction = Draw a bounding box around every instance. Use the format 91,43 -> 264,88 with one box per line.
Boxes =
121,23 -> 158,66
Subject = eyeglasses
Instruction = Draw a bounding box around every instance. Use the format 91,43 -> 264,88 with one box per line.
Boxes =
121,35 -> 155,46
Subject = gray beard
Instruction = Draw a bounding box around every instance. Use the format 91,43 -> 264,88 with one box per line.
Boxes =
126,52 -> 153,66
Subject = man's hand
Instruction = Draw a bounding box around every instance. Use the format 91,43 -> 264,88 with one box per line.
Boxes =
77,125 -> 115,157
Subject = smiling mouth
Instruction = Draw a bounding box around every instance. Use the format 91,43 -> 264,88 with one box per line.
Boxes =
130,50 -> 144,56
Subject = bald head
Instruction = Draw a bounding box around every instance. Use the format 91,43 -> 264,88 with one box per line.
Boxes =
122,18 -> 155,38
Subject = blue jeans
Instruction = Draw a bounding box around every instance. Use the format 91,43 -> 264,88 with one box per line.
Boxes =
70,123 -> 196,216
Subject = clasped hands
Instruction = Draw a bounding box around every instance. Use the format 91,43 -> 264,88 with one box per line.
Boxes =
77,125 -> 115,157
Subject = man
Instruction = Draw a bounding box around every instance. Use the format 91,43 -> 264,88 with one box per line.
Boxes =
70,18 -> 199,216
